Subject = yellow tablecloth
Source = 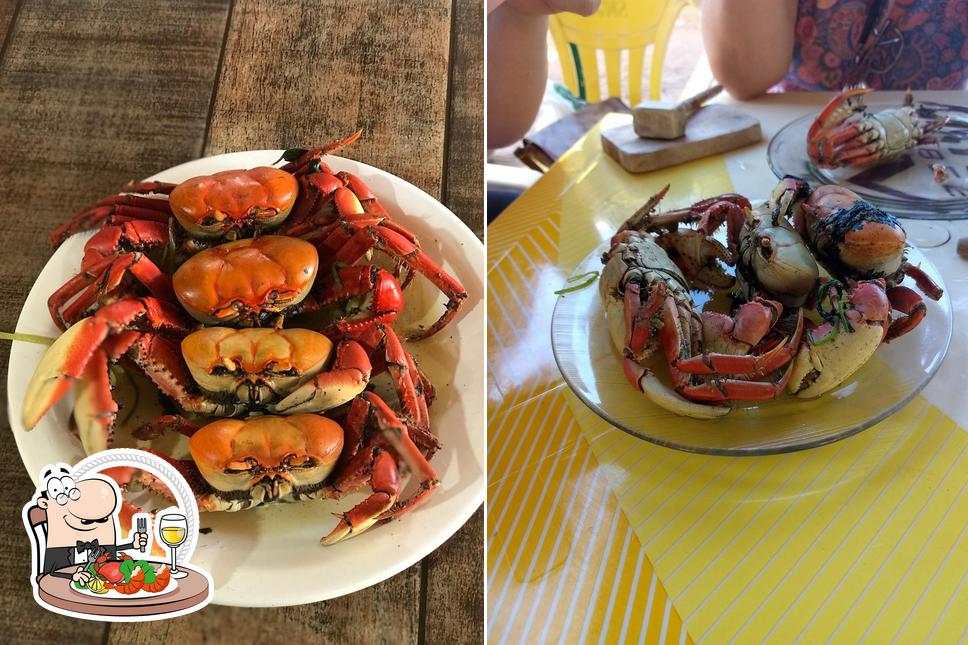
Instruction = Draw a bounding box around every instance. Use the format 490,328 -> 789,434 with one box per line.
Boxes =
487,123 -> 968,643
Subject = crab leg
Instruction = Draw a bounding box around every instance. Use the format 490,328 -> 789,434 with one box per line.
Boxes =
367,391 -> 439,515
619,190 -> 750,252
402,349 -> 433,434
338,394 -> 369,466
885,285 -> 926,342
80,220 -> 169,268
321,392 -> 439,544
51,185 -> 176,249
321,450 -> 399,545
329,224 -> 466,340
677,308 -> 803,378
351,323 -> 439,455
901,262 -> 943,300
50,252 -> 175,329
339,173 -> 392,220
279,129 -> 363,175
678,358 -> 798,401
381,331 -> 438,454
308,265 -> 404,335
284,172 -> 344,231
284,176 -> 394,239
354,324 -> 425,425
623,281 -> 667,356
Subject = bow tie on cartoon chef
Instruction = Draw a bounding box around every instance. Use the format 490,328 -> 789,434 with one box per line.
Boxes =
36,467 -> 149,585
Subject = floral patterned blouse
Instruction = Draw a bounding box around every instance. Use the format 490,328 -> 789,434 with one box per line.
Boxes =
779,0 -> 968,91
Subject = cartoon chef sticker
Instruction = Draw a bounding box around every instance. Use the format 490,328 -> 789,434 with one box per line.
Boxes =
22,449 -> 213,621
35,465 -> 149,584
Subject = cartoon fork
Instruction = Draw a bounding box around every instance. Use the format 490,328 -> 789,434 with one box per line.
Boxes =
137,517 -> 148,553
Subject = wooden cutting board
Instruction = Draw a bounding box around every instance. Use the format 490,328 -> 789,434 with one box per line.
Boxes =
601,104 -> 761,173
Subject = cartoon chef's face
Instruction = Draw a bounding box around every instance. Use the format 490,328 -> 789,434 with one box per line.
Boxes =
37,475 -> 120,548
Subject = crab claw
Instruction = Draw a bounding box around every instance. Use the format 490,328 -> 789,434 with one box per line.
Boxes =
272,340 -> 371,414
322,393 -> 439,544
789,280 -> 890,398
322,450 -> 399,545
623,358 -> 730,420
22,317 -> 110,431
808,87 -> 873,143
73,347 -> 119,454
24,297 -> 191,439
807,87 -> 875,168
788,322 -> 883,398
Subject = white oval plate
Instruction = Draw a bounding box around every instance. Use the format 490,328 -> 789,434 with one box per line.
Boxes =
7,151 -> 485,607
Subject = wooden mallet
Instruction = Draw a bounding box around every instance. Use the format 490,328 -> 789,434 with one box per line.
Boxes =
632,85 -> 724,140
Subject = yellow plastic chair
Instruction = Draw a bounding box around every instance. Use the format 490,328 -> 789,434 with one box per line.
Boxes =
549,0 -> 689,105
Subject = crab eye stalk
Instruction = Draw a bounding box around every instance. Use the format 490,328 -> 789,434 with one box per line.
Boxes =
758,236 -> 775,260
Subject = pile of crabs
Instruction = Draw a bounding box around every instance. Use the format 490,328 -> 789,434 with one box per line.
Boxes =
600,175 -> 943,420
22,131 -> 466,544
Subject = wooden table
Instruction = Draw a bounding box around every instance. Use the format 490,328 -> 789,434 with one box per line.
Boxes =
0,1 -> 482,643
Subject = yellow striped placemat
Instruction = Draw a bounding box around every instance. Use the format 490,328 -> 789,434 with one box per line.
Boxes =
488,384 -> 692,644
564,390 -> 968,643
488,210 -> 694,642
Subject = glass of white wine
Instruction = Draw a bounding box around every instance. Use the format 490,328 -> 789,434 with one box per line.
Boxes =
159,513 -> 189,579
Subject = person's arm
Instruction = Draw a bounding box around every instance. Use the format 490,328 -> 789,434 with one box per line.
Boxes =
701,0 -> 798,99
487,0 -> 600,149
487,5 -> 550,148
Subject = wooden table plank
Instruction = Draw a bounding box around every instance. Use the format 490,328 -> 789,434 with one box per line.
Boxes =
422,1 -> 484,642
423,507 -> 484,644
442,0 -> 484,240
0,0 -> 18,52
205,0 -> 453,204
0,1 -> 230,642
108,564 -> 421,645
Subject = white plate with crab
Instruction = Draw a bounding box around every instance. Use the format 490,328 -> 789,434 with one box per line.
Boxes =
7,150 -> 485,606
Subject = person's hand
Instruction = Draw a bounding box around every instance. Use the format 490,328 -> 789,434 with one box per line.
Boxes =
135,531 -> 149,551
502,0 -> 600,16
72,566 -> 93,585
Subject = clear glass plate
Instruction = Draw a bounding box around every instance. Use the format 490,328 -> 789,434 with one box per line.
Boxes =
550,242 -> 952,456
767,104 -> 968,220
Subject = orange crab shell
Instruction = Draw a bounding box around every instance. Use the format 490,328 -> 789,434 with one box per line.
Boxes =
181,327 -> 334,401
182,327 -> 334,375
804,185 -> 907,276
172,236 -> 319,324
189,414 -> 344,494
168,167 -> 298,237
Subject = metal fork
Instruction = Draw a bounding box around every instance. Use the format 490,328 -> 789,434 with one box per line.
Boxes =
137,517 -> 147,553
